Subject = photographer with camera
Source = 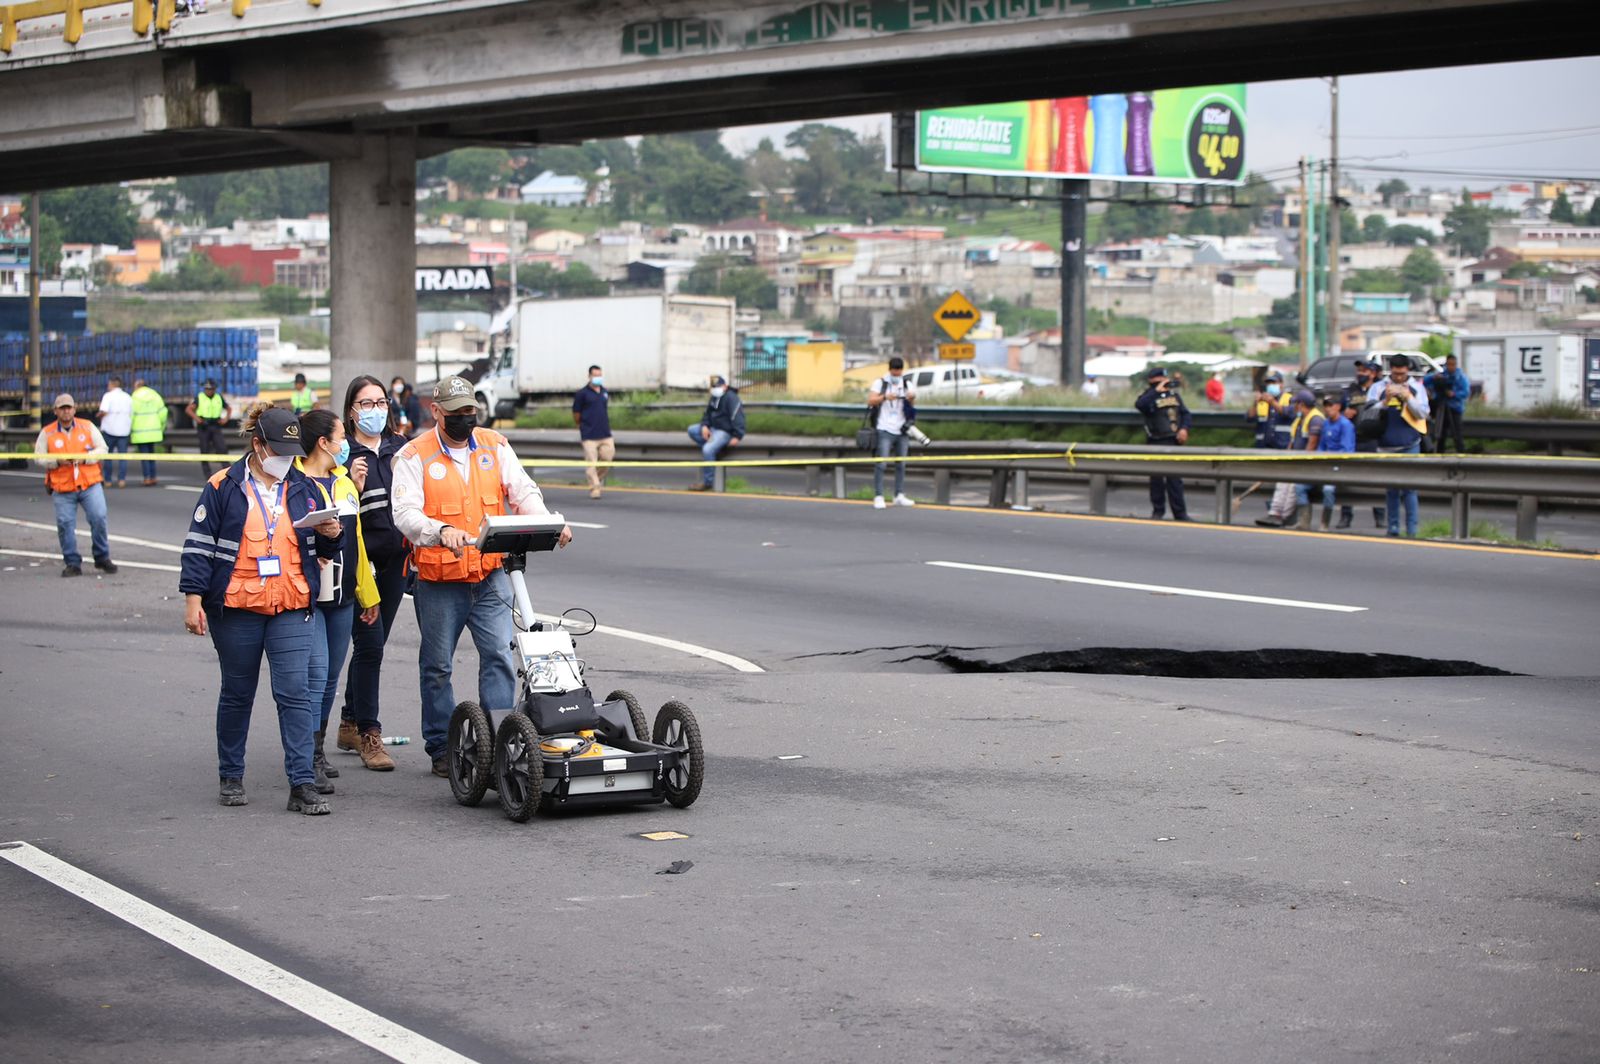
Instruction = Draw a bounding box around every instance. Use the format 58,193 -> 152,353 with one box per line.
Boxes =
1134,366 -> 1192,521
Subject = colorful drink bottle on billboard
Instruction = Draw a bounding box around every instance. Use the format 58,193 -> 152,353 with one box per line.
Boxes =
1052,97 -> 1089,174
1125,92 -> 1155,177
1026,100 -> 1053,172
1089,94 -> 1128,177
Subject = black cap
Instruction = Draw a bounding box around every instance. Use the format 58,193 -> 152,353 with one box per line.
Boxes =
255,408 -> 302,456
1145,365 -> 1168,379
709,375 -> 727,387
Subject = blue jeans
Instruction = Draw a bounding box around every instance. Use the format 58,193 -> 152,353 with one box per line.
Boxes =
873,429 -> 909,498
210,606 -> 316,786
312,601 -> 355,730
1379,441 -> 1421,536
1295,484 -> 1338,508
136,441 -> 159,481
342,553 -> 408,732
687,422 -> 732,486
52,484 -> 109,568
413,569 -> 517,759
104,434 -> 129,482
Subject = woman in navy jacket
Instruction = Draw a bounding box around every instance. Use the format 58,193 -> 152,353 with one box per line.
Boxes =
180,403 -> 344,814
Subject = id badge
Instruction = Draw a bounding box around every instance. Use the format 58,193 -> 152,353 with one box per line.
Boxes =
257,555 -> 282,578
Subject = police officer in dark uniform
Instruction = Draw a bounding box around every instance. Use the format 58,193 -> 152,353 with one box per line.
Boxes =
1338,357 -> 1384,529
1134,365 -> 1192,521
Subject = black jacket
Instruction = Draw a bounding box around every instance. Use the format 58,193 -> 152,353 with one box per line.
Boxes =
348,432 -> 409,566
702,389 -> 746,439
1135,384 -> 1192,440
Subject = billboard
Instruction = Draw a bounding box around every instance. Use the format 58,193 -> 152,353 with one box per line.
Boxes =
915,85 -> 1246,185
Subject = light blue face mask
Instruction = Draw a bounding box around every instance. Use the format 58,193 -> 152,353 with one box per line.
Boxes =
357,409 -> 387,435
590,376 -> 604,388
333,440 -> 351,468
1266,383 -> 1282,398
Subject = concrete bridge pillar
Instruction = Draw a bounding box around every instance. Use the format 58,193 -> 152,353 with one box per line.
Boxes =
330,132 -> 416,403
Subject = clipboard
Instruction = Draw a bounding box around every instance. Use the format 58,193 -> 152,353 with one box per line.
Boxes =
292,506 -> 340,529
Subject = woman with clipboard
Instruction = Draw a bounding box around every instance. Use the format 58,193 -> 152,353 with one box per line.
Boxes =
295,409 -> 381,796
180,404 -> 345,814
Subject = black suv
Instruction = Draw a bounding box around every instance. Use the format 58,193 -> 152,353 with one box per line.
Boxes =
1298,351 -> 1442,398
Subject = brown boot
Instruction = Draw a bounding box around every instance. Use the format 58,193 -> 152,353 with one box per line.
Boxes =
358,731 -> 395,771
336,719 -> 360,753
1296,507 -> 1313,531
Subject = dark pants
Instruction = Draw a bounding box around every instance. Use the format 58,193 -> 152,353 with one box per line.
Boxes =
1439,407 -> 1465,453
104,434 -> 129,482
1147,435 -> 1187,518
341,553 -> 408,733
210,605 -> 316,786
136,441 -> 159,481
196,422 -> 228,478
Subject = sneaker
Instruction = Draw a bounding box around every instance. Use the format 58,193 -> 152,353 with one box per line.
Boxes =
286,783 -> 331,815
589,487 -> 602,499
687,483 -> 712,492
218,777 -> 247,807
359,731 -> 396,771
1255,515 -> 1284,527
872,495 -> 886,509
62,565 -> 82,578
94,559 -> 118,574
893,494 -> 915,508
336,719 -> 360,753
431,756 -> 450,778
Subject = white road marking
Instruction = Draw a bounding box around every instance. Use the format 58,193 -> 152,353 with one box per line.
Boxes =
531,612 -> 763,673
0,515 -> 182,554
567,520 -> 607,529
0,841 -> 482,1064
0,469 -> 43,479
0,548 -> 180,574
927,560 -> 1368,613
164,484 -> 204,493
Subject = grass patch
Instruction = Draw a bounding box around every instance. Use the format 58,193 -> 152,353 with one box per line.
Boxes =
89,296 -> 272,332
1417,518 -> 1561,549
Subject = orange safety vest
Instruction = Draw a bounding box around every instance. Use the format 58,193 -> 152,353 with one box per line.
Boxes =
42,420 -> 103,494
407,428 -> 508,583
224,475 -> 311,614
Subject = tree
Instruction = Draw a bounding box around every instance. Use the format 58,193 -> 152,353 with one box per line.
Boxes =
1214,208 -> 1252,237
516,262 -> 608,299
1344,268 -> 1405,293
1503,260 -> 1551,279
1377,179 -> 1409,207
261,285 -> 308,315
41,185 -> 137,247
1399,247 -> 1445,298
1100,202 -> 1173,242
659,158 -> 748,223
888,293 -> 942,360
1443,193 -> 1497,257
1587,198 -> 1600,227
1549,190 -> 1577,224
681,257 -> 777,310
745,137 -> 792,198
144,253 -> 242,292
444,148 -> 511,197
1264,297 -> 1299,340
983,297 -> 1056,336
1418,333 -> 1454,363
36,214 -> 63,276
1339,208 -> 1360,246
1181,207 -> 1216,236
1361,215 -> 1389,244
1159,328 -> 1238,354
1235,171 -> 1278,227
1386,224 -> 1434,247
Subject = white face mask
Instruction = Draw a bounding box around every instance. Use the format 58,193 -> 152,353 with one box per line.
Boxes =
710,387 -> 726,400
260,453 -> 294,480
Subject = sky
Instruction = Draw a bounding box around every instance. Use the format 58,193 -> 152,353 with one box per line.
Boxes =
723,56 -> 1600,192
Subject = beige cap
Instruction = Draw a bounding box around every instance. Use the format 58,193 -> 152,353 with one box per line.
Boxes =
53,393 -> 75,409
431,375 -> 477,412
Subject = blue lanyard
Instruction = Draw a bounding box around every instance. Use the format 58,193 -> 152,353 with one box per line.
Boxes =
247,475 -> 284,543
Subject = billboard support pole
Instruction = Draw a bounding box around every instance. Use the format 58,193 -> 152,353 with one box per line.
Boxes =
1298,159 -> 1311,371
1060,179 -> 1087,389
1326,77 -> 1342,359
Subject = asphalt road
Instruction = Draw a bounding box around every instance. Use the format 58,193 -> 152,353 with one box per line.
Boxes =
1,464 -> 1596,1063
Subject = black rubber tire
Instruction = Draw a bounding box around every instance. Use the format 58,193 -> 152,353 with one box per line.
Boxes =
653,700 -> 704,809
474,395 -> 493,428
495,712 -> 545,823
447,700 -> 494,807
607,689 -> 650,743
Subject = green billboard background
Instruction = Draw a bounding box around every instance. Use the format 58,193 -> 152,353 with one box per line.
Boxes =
916,85 -> 1247,185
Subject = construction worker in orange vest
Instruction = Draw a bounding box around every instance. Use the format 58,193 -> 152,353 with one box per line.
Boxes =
391,375 -> 572,778
179,403 -> 346,814
33,393 -> 117,578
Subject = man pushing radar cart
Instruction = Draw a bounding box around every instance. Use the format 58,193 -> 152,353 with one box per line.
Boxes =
446,514 -> 705,822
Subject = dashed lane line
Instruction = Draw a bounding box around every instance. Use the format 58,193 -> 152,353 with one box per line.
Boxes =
0,841 -> 482,1064
927,560 -> 1368,613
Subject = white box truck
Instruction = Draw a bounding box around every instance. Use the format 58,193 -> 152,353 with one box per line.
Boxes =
1456,332 -> 1582,410
474,293 -> 735,420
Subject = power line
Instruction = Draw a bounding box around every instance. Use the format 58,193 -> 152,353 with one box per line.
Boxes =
1341,123 -> 1600,141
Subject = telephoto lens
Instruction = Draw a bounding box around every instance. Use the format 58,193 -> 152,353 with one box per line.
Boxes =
905,425 -> 932,447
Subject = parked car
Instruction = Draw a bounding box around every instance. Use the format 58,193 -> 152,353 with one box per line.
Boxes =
1298,350 -> 1442,397
901,364 -> 1025,400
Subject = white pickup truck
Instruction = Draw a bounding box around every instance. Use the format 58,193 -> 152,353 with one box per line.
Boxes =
899,364 -> 1025,401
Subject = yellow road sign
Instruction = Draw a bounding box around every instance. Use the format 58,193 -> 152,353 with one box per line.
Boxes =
934,291 -> 979,341
939,343 -> 976,361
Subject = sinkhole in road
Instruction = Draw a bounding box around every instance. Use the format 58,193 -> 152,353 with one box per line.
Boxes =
923,647 -> 1519,679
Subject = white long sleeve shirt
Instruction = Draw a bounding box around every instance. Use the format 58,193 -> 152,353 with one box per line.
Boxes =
390,428 -> 549,547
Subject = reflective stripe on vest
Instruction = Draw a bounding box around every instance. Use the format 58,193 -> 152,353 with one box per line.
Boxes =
225,478 -> 310,614
411,429 -> 507,583
43,421 -> 103,493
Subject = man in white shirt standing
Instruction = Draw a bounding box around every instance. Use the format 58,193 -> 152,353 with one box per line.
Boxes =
867,356 -> 917,510
97,376 -> 134,488
391,376 -> 573,777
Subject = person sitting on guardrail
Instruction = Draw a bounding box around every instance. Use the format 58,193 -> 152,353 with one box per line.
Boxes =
687,374 -> 744,492
1366,353 -> 1430,538
1315,394 -> 1354,531
1134,366 -> 1191,521
1257,390 -> 1324,529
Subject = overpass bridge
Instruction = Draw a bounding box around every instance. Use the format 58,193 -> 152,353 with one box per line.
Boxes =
1,0 -> 1590,392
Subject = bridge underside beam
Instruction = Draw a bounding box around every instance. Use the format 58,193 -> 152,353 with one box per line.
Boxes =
0,0 -> 1589,192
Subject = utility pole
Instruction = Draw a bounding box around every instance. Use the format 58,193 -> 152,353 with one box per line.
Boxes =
1298,159 -> 1310,370
1326,76 -> 1341,359
1059,178 -> 1087,389
27,192 -> 43,430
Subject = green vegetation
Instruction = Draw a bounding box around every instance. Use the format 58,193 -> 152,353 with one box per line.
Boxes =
680,255 -> 778,310
1417,518 -> 1560,550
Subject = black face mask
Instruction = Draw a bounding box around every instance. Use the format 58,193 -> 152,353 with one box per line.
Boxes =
442,413 -> 477,442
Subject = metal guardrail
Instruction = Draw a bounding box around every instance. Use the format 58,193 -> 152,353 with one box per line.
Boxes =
6,427 -> 1595,544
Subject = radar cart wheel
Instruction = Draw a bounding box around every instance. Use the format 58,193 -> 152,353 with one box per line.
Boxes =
653,700 -> 704,809
447,701 -> 495,806
495,712 -> 544,822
